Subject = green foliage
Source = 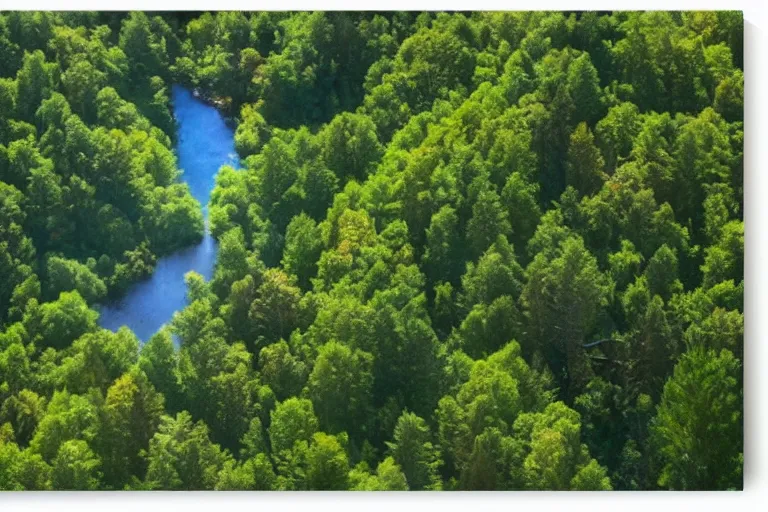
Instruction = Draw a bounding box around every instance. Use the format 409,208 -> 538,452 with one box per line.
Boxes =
349,456 -> 408,490
523,235 -> 612,393
269,397 -> 319,455
45,256 -> 107,303
51,439 -> 101,490
138,329 -> 182,409
28,389 -> 101,462
513,402 -> 608,490
282,214 -> 323,290
16,50 -> 55,121
24,291 -> 98,350
145,411 -> 228,490
567,52 -> 604,126
258,340 -> 307,401
320,112 -> 383,182
306,432 -> 350,490
234,103 -> 269,158
0,436 -> 53,490
249,268 -> 302,349
0,10 -> 743,491
100,369 -> 164,488
566,123 -> 606,197
466,187 -> 511,260
651,349 -> 742,490
308,341 -> 373,439
215,453 -> 276,490
387,411 -> 442,490
571,459 -> 612,490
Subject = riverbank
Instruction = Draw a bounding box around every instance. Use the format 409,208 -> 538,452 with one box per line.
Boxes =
98,85 -> 240,342
191,87 -> 239,129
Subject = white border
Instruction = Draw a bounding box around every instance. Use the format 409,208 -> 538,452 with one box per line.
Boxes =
0,1 -> 765,511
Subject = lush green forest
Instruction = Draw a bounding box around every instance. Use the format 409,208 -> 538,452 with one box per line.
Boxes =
0,11 -> 743,490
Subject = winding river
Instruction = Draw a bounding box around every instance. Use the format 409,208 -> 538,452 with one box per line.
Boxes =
98,86 -> 240,342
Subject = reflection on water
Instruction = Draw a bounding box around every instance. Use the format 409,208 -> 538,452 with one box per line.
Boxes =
97,86 -> 239,342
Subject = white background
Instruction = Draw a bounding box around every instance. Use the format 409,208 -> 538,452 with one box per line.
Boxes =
0,0 -> 764,510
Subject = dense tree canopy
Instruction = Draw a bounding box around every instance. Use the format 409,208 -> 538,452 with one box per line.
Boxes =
0,11 -> 743,490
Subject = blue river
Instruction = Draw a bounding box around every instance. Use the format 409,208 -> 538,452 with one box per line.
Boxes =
98,86 -> 239,342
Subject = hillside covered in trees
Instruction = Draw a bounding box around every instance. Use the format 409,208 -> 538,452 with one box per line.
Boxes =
0,11 -> 743,490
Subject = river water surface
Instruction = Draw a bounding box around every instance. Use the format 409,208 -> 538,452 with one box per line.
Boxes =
98,86 -> 239,341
